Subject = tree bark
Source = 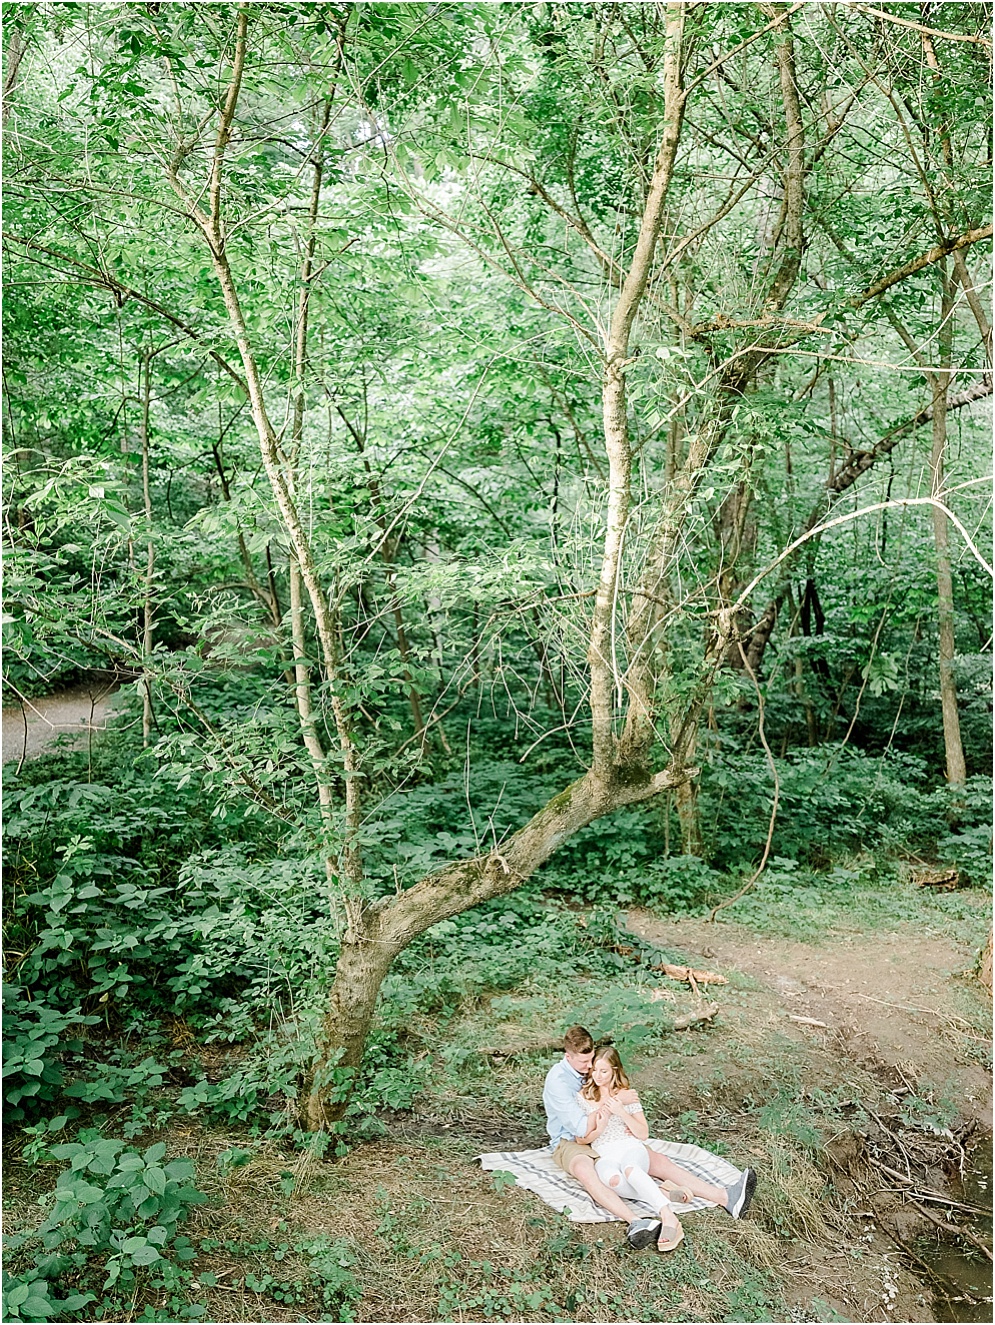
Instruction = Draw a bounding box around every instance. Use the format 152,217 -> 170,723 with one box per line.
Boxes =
304,762 -> 687,1129
589,0 -> 686,770
2,24 -> 26,126
286,100 -> 339,875
978,926 -> 993,995
139,351 -> 155,748
930,266 -> 967,786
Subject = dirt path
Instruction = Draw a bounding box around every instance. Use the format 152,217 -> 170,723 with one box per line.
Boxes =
2,682 -> 122,765
626,909 -> 992,1128
624,908 -> 992,1324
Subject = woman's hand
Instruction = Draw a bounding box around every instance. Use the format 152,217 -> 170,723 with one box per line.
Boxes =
579,1106 -> 609,1144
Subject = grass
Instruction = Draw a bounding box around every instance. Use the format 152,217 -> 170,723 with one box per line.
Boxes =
4,865 -> 990,1321
707,859 -> 991,947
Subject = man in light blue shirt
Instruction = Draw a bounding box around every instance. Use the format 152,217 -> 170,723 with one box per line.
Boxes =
542,1025 -> 663,1249
542,1026 -> 758,1250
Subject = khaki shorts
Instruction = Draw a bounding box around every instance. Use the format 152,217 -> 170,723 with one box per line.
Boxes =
553,1138 -> 595,1175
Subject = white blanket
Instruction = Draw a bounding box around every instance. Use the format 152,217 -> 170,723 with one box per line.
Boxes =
478,1137 -> 740,1223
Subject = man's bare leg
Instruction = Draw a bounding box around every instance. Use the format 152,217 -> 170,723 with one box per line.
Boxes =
646,1151 -> 727,1207
568,1154 -> 643,1222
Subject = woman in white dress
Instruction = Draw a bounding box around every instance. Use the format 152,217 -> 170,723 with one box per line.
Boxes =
577,1045 -> 686,1250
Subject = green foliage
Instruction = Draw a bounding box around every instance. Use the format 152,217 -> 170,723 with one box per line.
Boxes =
2,0 -> 991,1210
195,1232 -> 362,1321
2,987 -> 97,1121
3,1134 -> 206,1321
436,1258 -> 563,1320
1,1269 -> 93,1323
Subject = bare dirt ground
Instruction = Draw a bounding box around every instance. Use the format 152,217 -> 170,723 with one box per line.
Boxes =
627,909 -> 993,1128
623,908 -> 993,1323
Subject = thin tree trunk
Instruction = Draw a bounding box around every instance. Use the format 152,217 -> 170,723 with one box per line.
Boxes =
290,554 -> 336,875
2,25 -> 26,126
592,0 -> 686,767
140,351 -> 154,748
208,435 -> 280,626
978,926 -> 993,995
285,98 -> 339,874
312,0 -> 689,1128
166,12 -> 364,893
623,8 -> 805,759
930,266 -> 967,786
674,743 -> 704,856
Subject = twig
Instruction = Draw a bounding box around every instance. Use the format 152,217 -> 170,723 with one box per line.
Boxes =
870,1202 -> 979,1304
912,1201 -> 994,1262
865,1154 -> 994,1217
853,992 -> 983,1032
651,962 -> 728,986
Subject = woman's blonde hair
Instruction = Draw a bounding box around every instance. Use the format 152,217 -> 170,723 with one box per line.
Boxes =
581,1044 -> 630,1100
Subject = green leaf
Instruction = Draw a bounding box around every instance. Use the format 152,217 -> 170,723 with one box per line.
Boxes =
144,1165 -> 166,1194
130,1244 -> 162,1265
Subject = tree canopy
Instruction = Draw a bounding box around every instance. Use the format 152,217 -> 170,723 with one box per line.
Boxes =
3,1 -> 991,1130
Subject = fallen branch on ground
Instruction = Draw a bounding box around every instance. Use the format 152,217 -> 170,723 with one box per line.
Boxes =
910,866 -> 959,890
865,1153 -> 994,1218
653,962 -> 728,987
911,1200 -> 994,1262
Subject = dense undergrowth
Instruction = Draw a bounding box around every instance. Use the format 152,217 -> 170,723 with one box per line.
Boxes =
3,703 -> 991,1321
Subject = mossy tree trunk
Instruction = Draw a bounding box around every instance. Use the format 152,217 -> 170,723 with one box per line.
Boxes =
303,765 -> 686,1129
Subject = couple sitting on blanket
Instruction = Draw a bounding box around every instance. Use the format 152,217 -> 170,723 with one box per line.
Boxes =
543,1025 -> 756,1253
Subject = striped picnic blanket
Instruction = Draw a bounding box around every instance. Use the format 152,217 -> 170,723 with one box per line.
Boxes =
478,1138 -> 740,1222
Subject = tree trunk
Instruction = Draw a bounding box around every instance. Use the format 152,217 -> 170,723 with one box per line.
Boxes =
674,779 -> 704,858
304,763 -> 685,1129
930,266 -> 967,786
309,5 -> 690,1126
716,480 -> 756,669
978,926 -> 993,995
591,1 -> 686,769
622,9 -> 804,763
139,351 -> 154,748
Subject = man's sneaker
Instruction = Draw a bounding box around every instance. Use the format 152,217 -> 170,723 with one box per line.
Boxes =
724,1168 -> 757,1219
626,1217 -> 663,1249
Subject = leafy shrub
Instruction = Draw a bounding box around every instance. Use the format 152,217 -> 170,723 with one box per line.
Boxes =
1,1268 -> 93,1322
2,987 -> 97,1122
4,1133 -> 206,1319
382,888 -> 602,1022
176,1026 -> 313,1130
638,854 -> 723,909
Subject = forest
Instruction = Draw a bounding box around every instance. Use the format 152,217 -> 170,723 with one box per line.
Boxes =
2,2 -> 992,1323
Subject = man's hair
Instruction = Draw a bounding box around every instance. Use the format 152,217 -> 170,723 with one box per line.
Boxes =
563,1025 -> 595,1054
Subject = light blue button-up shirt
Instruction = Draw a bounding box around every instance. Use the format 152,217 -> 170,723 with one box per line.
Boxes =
543,1056 -> 588,1143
